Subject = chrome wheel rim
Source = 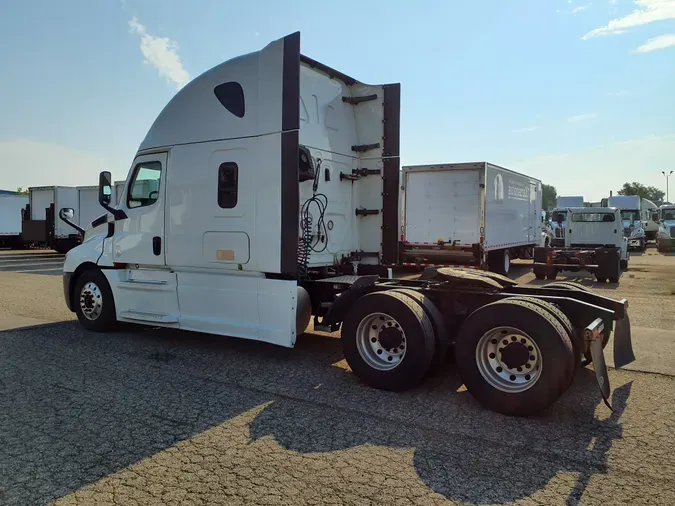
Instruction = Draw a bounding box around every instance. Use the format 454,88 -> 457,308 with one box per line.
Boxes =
356,312 -> 406,371
475,326 -> 542,393
80,282 -> 103,320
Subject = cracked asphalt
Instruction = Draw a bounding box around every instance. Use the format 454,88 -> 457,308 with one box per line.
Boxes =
1,248 -> 674,505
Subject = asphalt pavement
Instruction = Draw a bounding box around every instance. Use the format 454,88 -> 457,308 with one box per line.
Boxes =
1,248 -> 674,505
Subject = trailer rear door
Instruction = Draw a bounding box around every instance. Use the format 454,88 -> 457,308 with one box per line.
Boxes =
403,166 -> 481,246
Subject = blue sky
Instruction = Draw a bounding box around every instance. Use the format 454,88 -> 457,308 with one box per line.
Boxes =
0,0 -> 673,201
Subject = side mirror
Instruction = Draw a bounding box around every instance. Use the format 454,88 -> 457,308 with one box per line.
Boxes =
99,171 -> 113,206
58,207 -> 84,235
59,207 -> 75,221
97,171 -> 127,220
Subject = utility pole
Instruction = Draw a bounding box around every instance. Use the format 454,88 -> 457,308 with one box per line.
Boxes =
663,170 -> 673,203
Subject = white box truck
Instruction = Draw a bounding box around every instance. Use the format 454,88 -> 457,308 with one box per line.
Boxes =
607,195 -> 646,251
556,196 -> 584,208
21,186 -> 81,253
399,162 -> 542,275
0,194 -> 29,248
60,31 -> 634,416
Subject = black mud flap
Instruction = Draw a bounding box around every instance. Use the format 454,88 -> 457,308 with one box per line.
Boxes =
586,318 -> 612,411
613,311 -> 635,368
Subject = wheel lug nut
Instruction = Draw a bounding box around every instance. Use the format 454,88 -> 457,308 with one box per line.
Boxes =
376,349 -> 383,355
510,375 -> 516,381
489,353 -> 496,359
496,367 -> 503,373
371,338 -> 377,343
529,355 -> 535,361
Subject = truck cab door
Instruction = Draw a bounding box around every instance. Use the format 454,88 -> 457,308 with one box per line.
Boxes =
113,152 -> 167,266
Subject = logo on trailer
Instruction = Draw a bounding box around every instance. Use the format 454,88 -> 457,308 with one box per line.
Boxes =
493,173 -> 504,203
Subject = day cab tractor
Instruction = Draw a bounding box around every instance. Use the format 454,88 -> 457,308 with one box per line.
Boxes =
533,207 -> 628,283
60,32 -> 635,417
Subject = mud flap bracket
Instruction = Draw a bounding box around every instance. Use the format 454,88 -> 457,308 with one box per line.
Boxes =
586,317 -> 612,411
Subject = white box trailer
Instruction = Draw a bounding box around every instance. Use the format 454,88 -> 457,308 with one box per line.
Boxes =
0,194 -> 29,248
61,31 -> 634,417
399,162 -> 542,275
77,185 -> 111,230
21,186 -> 81,253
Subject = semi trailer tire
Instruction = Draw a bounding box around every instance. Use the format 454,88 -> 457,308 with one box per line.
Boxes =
342,291 -> 436,392
389,289 -> 450,375
73,268 -> 118,332
454,299 -> 574,416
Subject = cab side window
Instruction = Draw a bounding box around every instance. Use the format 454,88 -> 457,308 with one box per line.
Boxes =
128,161 -> 162,209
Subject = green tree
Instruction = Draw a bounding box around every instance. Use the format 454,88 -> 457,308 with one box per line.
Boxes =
15,187 -> 28,195
542,184 -> 557,210
617,182 -> 665,202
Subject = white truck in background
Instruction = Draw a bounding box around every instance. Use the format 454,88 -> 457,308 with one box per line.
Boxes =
399,162 -> 542,275
607,195 -> 647,251
534,207 -> 628,283
641,198 -> 659,242
549,196 -> 585,245
656,204 -> 675,252
21,186 -> 82,253
58,31 -> 635,417
0,195 -> 29,248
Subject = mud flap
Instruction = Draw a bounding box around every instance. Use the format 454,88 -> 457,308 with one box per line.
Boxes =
586,318 -> 612,411
613,311 -> 635,368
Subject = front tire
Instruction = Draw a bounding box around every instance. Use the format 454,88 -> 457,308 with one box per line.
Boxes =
342,291 -> 436,392
489,249 -> 511,276
455,299 -> 574,416
73,268 -> 117,332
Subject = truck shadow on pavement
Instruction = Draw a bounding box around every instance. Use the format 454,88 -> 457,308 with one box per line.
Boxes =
0,321 -> 632,506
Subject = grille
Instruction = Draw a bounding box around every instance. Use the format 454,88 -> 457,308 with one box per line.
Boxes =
670,227 -> 675,239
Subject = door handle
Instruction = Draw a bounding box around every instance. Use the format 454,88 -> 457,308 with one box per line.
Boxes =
153,236 -> 161,256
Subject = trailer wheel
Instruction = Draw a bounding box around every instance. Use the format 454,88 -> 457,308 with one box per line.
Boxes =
73,268 -> 117,332
455,299 -> 574,416
389,289 -> 450,374
342,291 -> 436,392
488,249 -> 511,276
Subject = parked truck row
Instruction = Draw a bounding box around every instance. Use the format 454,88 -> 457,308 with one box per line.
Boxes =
52,32 -> 635,418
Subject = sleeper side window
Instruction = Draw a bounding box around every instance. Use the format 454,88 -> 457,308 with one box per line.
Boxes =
127,161 -> 162,209
218,162 -> 238,209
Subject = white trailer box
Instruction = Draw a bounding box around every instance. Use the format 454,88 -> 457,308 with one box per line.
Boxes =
0,194 -> 29,247
22,186 -> 81,252
77,185 -> 110,230
400,162 -> 542,274
608,195 -> 646,250
556,196 -> 584,208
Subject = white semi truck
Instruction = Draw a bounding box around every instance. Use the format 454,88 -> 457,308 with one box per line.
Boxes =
607,195 -> 647,251
398,162 -> 542,275
656,204 -> 675,252
0,194 -> 29,248
59,32 -> 634,417
21,186 -> 82,253
641,198 -> 659,242
549,196 -> 584,245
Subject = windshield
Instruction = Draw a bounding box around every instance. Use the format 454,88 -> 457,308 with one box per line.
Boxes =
551,210 -> 566,223
620,210 -> 639,222
663,209 -> 675,221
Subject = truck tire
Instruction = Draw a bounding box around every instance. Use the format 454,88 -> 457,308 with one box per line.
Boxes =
73,268 -> 118,332
342,290 -> 436,392
620,259 -> 628,270
501,296 -> 580,383
488,249 -> 511,276
454,299 -> 574,416
533,265 -> 546,280
389,289 -> 450,375
544,282 -> 610,366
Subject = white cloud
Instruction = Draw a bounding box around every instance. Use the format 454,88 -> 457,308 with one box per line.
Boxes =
507,134 -> 675,201
607,90 -> 630,96
582,0 -> 675,39
572,5 -> 591,13
513,126 -> 540,133
128,17 -> 190,90
568,113 -> 598,122
0,139 -> 120,190
634,32 -> 675,51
